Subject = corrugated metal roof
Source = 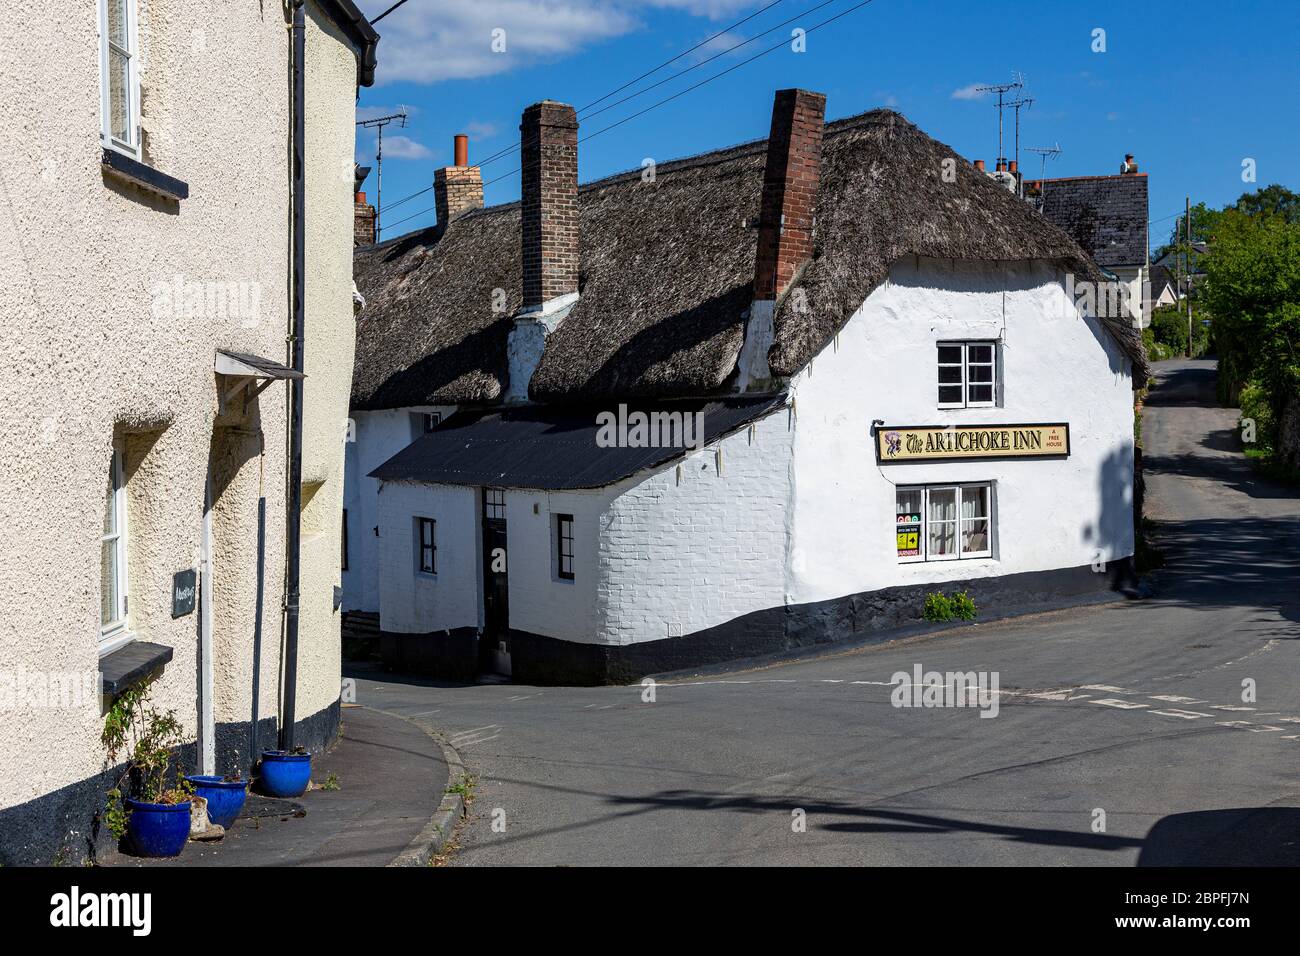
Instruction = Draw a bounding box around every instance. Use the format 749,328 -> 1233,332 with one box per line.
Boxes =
369,395 -> 788,490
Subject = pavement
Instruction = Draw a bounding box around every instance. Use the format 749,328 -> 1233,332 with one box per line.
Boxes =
350,358 -> 1300,866
114,703 -> 449,867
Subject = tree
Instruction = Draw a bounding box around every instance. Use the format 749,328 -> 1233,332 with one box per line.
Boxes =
1234,183 -> 1300,223
1199,210 -> 1300,416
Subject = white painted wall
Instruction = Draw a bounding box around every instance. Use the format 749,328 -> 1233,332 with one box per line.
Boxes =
785,256 -> 1135,606
343,405 -> 455,612
375,481 -> 480,633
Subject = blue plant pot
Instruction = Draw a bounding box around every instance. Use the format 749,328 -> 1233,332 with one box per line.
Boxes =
125,799 -> 192,858
185,775 -> 248,829
259,750 -> 311,798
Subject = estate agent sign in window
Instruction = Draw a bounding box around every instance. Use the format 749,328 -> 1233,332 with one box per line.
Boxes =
876,423 -> 1070,463
897,484 -> 993,562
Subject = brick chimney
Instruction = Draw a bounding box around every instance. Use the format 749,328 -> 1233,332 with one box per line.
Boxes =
520,100 -> 580,312
434,133 -> 484,230
1120,153 -> 1140,174
354,164 -> 376,246
737,89 -> 826,392
753,89 -> 826,301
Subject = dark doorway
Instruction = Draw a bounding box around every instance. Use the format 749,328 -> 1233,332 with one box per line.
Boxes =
480,488 -> 510,675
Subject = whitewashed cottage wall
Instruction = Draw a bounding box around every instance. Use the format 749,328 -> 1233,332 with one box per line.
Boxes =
784,256 -> 1136,606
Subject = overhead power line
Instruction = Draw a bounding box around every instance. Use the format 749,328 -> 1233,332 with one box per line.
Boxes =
382,0 -> 879,235
379,0 -> 812,214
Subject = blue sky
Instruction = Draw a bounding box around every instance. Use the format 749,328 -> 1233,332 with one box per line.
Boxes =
354,0 -> 1299,251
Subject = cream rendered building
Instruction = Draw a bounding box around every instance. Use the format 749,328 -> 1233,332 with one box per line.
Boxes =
0,0 -> 376,864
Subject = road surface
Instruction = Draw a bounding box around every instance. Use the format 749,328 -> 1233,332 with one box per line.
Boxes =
355,358 -> 1300,865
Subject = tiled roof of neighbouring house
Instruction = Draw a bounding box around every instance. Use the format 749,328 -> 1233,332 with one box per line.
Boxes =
351,109 -> 1148,410
1036,174 -> 1149,269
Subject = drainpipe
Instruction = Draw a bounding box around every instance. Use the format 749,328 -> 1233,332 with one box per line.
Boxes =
280,0 -> 306,751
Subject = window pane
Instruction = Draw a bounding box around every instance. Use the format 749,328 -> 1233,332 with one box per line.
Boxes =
967,363 -> 993,383
896,489 -> 922,559
961,519 -> 990,555
938,385 -> 963,404
103,461 -> 117,535
108,47 -> 130,143
107,0 -> 129,48
968,384 -> 993,403
938,365 -> 963,384
928,489 -> 957,557
961,485 -> 989,519
937,344 -> 962,364
101,540 -> 119,626
967,344 -> 994,364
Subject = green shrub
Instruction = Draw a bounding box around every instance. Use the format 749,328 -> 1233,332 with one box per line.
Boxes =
950,590 -> 978,620
923,590 -> 978,623
1238,380 -> 1276,452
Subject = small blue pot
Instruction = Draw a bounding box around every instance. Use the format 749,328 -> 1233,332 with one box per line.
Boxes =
260,750 -> 311,798
185,775 -> 248,829
125,799 -> 192,858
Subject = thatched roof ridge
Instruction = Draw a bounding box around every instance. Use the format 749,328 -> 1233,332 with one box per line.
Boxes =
351,107 -> 1146,410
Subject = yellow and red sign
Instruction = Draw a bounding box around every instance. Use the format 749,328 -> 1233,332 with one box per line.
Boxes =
876,423 -> 1070,463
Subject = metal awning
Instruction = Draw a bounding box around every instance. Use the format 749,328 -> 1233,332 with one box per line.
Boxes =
215,349 -> 304,414
215,349 -> 305,380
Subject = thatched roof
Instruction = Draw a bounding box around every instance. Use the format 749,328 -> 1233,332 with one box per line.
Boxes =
352,108 -> 1147,410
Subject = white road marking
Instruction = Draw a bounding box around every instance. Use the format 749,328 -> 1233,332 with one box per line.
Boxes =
1090,698 -> 1149,709
1081,684 -> 1137,694
1211,705 -> 1256,712
1150,709 -> 1214,720
1150,695 -> 1205,704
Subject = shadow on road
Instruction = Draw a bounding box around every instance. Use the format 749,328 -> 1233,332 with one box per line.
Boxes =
1137,807 -> 1300,866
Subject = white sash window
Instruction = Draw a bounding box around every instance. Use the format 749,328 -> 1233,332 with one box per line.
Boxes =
896,483 -> 994,562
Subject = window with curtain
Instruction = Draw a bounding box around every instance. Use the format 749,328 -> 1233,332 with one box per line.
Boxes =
896,483 -> 994,562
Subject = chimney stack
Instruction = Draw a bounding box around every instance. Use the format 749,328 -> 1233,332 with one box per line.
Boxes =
974,159 -> 986,172
1120,153 -> 1139,174
520,101 -> 580,311
434,134 -> 484,231
354,164 -> 376,246
753,89 -> 826,300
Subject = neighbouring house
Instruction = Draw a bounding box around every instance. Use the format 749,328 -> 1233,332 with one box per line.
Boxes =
346,91 -> 1147,686
0,0 -> 377,864
1027,161 -> 1150,327
1147,264 -> 1179,309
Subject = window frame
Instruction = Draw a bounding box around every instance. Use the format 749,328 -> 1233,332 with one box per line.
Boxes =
341,508 -> 349,571
100,443 -> 130,648
936,340 -> 998,409
421,412 -> 442,433
483,488 -> 506,520
556,514 -> 575,581
416,516 -> 436,575
895,482 -> 995,563
98,0 -> 142,159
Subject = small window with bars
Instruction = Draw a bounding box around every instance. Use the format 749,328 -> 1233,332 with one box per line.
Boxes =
556,514 -> 574,580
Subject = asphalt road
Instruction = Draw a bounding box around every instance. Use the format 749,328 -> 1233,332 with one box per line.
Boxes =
356,359 -> 1300,865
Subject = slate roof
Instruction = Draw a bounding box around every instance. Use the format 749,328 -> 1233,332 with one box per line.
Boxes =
369,396 -> 787,490
1036,174 -> 1149,268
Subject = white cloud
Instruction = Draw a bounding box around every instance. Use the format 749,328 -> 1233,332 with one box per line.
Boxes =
644,0 -> 759,19
367,134 -> 434,160
463,120 -> 501,139
951,83 -> 989,101
359,1 -> 639,84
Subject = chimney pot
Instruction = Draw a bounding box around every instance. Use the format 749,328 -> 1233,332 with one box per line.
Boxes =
753,88 -> 827,301
1008,160 -> 1018,174
434,136 -> 484,231
520,100 -> 580,310
974,159 -> 985,171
